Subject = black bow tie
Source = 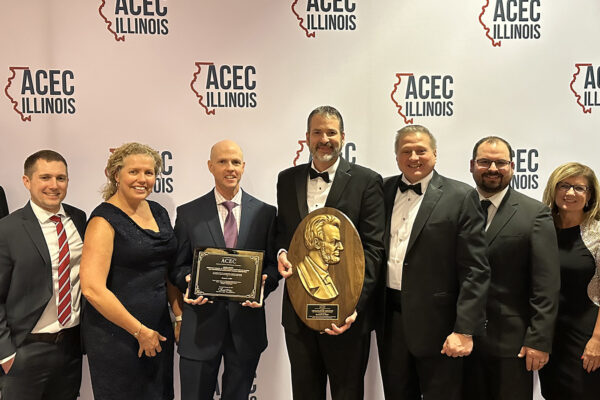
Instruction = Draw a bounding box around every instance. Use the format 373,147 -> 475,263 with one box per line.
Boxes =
309,168 -> 330,183
398,180 -> 422,195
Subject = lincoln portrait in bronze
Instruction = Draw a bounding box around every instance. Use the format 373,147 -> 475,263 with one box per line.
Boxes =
296,214 -> 344,301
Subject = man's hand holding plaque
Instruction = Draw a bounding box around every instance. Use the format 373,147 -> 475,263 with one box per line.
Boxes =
285,207 -> 364,332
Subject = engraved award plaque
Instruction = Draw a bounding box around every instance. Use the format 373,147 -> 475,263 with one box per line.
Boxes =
286,207 -> 365,331
188,247 -> 263,302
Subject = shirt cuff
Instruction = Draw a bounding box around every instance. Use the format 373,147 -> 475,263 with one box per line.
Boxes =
0,353 -> 15,365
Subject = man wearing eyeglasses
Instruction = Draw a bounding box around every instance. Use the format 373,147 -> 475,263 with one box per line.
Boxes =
464,136 -> 560,400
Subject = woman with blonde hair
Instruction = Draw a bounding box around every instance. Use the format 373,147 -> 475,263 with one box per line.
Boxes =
80,143 -> 181,400
539,162 -> 600,399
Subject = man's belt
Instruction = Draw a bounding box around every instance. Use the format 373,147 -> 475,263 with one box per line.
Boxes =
24,325 -> 79,345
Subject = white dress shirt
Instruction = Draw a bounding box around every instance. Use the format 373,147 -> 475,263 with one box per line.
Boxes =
307,158 -> 340,213
387,172 -> 434,290
477,186 -> 509,231
30,201 -> 83,333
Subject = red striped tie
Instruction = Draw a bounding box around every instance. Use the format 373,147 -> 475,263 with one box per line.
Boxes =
50,215 -> 72,326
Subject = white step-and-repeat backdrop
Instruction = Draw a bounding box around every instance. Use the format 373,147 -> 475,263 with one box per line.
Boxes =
1,1 -> 599,399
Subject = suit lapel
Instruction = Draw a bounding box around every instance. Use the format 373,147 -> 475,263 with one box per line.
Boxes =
22,202 -> 52,271
237,191 -> 255,248
325,157 -> 351,208
485,188 -> 517,246
406,172 -> 443,254
295,164 -> 309,218
64,204 -> 85,239
203,191 -> 227,248
383,176 -> 401,258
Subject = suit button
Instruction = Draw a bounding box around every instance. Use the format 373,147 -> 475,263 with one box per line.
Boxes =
404,262 -> 408,266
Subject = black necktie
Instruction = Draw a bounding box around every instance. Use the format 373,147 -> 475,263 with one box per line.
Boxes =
481,199 -> 492,226
309,168 -> 330,183
398,180 -> 422,195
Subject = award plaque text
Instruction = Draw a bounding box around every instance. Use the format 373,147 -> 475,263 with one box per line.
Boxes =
188,247 -> 263,302
286,207 -> 365,331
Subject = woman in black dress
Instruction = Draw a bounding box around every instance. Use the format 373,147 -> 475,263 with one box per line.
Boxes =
80,143 -> 182,400
540,162 -> 600,399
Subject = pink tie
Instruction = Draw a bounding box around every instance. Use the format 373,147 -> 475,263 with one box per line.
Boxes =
222,201 -> 238,248
50,215 -> 72,326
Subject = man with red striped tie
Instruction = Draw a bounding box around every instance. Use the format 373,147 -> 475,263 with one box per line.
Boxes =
0,150 -> 86,400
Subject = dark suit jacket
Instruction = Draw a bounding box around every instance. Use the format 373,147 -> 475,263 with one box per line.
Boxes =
380,171 -> 490,357
276,157 -> 386,335
0,187 -> 8,219
0,201 -> 86,360
169,190 -> 278,361
476,187 -> 559,357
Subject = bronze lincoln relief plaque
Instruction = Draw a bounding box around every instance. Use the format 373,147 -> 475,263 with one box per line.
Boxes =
286,207 -> 365,331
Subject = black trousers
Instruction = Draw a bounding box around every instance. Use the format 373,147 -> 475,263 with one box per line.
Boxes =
179,328 -> 260,400
377,301 -> 463,400
0,327 -> 82,400
284,323 -> 371,400
463,349 -> 532,400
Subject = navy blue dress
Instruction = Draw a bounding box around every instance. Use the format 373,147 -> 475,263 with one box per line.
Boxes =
82,201 -> 176,400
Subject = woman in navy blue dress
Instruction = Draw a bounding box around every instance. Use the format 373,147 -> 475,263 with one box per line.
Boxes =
80,143 -> 181,400
540,162 -> 600,399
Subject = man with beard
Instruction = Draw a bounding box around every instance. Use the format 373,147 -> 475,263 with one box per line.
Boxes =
378,125 -> 490,400
276,105 -> 385,399
463,136 -> 560,400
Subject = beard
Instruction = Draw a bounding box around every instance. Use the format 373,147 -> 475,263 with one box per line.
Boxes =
478,171 -> 510,194
311,141 -> 343,163
320,248 -> 341,265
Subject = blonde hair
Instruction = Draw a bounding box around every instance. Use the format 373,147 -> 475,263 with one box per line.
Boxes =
542,162 -> 600,224
102,142 -> 162,200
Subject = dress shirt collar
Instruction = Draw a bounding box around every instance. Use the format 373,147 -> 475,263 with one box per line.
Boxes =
399,170 -> 434,195
476,185 -> 509,209
310,157 -> 340,183
214,187 -> 242,206
29,200 -> 66,223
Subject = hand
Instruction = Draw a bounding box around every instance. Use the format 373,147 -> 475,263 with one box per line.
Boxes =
136,325 -> 166,358
323,310 -> 357,335
441,333 -> 473,357
173,321 -> 181,345
278,251 -> 293,279
518,346 -> 549,371
1,356 -> 14,374
242,275 -> 267,308
582,335 -> 600,373
183,274 -> 211,305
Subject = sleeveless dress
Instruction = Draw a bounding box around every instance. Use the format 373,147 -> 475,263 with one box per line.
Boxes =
82,201 -> 176,400
539,221 -> 600,399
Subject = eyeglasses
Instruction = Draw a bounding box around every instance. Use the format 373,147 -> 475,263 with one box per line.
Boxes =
556,182 -> 589,194
475,159 -> 511,169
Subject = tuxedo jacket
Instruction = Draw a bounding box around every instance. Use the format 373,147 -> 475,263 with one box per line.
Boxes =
169,190 -> 278,361
0,187 -> 8,219
380,171 -> 490,357
476,187 -> 559,357
276,157 -> 386,335
0,202 -> 86,360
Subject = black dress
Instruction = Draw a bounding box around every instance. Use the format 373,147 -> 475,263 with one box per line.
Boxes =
539,224 -> 600,399
82,201 -> 176,400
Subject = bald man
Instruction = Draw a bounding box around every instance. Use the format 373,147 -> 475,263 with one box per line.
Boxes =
169,140 -> 279,400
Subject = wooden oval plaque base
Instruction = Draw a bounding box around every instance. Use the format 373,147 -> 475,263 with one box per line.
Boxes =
286,207 -> 365,331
